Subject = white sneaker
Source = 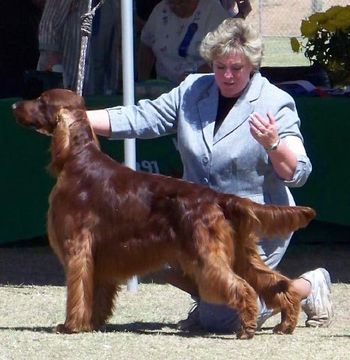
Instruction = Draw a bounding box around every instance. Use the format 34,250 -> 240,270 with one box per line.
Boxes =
300,268 -> 333,327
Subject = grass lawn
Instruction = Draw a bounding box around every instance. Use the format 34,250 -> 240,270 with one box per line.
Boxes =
262,36 -> 310,67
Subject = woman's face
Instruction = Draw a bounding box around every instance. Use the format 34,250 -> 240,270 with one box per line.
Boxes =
213,52 -> 254,98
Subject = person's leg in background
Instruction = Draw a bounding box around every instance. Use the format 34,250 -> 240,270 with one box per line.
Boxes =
88,0 -> 121,95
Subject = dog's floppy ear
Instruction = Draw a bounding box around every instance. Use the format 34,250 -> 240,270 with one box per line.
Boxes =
48,108 -> 99,175
48,109 -> 74,175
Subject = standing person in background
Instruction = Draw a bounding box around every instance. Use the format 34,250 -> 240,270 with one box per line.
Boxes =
37,0 -> 121,95
220,0 -> 252,18
134,0 -> 162,80
89,0 -> 122,95
87,18 -> 333,334
135,0 -> 162,33
137,0 -> 229,84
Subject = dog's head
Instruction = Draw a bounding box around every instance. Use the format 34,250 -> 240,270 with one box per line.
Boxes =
12,89 -> 86,135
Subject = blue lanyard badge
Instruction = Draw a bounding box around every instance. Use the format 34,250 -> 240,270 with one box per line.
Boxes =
178,23 -> 198,58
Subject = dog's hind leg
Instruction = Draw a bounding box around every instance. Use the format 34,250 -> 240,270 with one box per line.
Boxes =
241,260 -> 301,334
91,280 -> 120,331
184,211 -> 258,339
194,257 -> 258,339
272,287 -> 301,335
56,230 -> 95,333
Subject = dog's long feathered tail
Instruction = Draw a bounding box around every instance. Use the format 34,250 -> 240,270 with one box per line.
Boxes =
221,195 -> 316,239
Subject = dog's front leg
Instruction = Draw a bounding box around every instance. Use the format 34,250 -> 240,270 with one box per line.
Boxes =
56,233 -> 94,333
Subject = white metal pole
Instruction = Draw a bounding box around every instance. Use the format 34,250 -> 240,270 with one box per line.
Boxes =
121,0 -> 138,292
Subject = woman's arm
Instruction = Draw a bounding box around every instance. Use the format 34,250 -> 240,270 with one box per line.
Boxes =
265,138 -> 298,180
86,78 -> 183,139
86,109 -> 111,137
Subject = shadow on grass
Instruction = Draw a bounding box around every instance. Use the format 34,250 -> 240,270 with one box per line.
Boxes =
0,322 -> 203,338
0,322 -> 265,339
2,321 -> 349,339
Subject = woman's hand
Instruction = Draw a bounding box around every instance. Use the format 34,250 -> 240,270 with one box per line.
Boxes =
249,111 -> 297,180
249,111 -> 280,151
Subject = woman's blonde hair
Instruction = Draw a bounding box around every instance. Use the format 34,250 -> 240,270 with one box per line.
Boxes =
199,18 -> 264,71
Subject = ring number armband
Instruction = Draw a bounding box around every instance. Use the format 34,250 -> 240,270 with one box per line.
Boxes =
265,138 -> 280,153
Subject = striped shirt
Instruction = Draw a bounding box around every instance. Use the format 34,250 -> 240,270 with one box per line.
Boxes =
38,0 -> 121,94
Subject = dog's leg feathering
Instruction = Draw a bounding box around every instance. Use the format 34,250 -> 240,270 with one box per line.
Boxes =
182,208 -> 258,339
56,230 -> 94,334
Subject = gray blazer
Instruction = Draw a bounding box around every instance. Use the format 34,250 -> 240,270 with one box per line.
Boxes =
107,72 -> 312,207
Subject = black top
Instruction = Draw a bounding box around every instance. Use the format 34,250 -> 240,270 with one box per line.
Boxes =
214,94 -> 238,135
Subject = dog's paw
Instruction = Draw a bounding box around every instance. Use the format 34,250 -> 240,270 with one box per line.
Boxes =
55,323 -> 70,334
273,323 -> 294,335
54,323 -> 77,334
236,327 -> 255,340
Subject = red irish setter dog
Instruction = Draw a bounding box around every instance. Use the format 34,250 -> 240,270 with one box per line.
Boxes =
13,89 -> 315,339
